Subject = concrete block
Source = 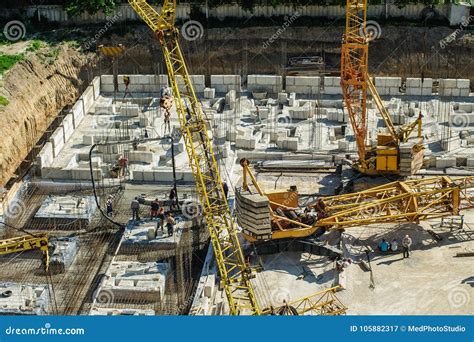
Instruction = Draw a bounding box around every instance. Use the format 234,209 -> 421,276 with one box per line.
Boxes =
278,92 -> 288,104
456,79 -> 469,89
72,101 -> 84,128
83,135 -> 94,145
440,79 -> 457,88
248,75 -> 282,94
204,88 -> 216,99
129,152 -> 155,164
62,114 -> 74,142
121,104 -> 140,117
36,142 -> 54,169
71,168 -> 102,180
324,77 -> 341,87
235,135 -> 256,149
50,127 -> 65,157
324,86 -> 342,95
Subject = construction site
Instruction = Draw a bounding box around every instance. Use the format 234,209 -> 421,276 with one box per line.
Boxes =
0,0 -> 473,316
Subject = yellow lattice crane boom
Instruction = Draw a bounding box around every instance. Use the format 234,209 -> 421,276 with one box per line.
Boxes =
341,0 -> 424,176
128,0 -> 260,315
239,159 -> 474,242
0,234 -> 49,271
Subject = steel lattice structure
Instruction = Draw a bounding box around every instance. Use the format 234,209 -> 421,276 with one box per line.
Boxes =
128,0 -> 260,315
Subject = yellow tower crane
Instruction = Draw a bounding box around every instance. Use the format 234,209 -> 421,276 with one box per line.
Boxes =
128,0 -> 260,315
341,0 -> 424,176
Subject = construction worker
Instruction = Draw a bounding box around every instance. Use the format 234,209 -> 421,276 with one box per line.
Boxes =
160,86 -> 173,134
123,75 -> 132,98
222,182 -> 229,199
391,239 -> 399,252
118,155 -> 128,178
165,212 -> 176,237
131,197 -> 140,221
106,196 -> 113,217
402,234 -> 412,258
150,198 -> 160,219
169,188 -> 177,210
378,238 -> 389,253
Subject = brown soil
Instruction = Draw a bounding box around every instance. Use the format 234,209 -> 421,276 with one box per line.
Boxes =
0,44 -> 98,186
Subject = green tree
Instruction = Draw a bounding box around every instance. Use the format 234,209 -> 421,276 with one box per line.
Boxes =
66,0 -> 117,16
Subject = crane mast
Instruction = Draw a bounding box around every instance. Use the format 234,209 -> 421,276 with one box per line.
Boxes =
341,0 -> 369,168
128,0 -> 260,315
341,0 -> 423,175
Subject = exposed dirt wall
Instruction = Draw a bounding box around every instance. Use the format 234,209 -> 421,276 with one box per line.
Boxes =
0,45 -> 98,186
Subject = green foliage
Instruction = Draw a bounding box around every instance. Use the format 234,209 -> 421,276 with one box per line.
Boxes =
0,96 -> 9,107
26,40 -> 45,52
0,54 -> 24,75
66,0 -> 117,16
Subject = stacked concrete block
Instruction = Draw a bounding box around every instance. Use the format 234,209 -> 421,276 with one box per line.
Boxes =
204,87 -> 216,99
71,100 -> 84,129
128,151 -> 155,164
286,76 -> 321,95
71,168 -> 102,180
101,74 -> 169,93
441,137 -> 462,152
458,103 -> 473,113
0,283 -> 50,315
267,129 -> 289,143
50,237 -> 78,274
226,90 -> 237,110
236,190 -> 272,240
289,106 -> 312,120
176,75 -> 205,94
288,92 -> 297,107
62,114 -> 74,143
50,127 -> 65,157
435,157 -> 457,169
235,135 -> 257,149
406,78 -> 433,96
374,77 -> 401,96
36,142 -> 54,169
95,104 -> 114,115
390,113 -> 407,125
278,92 -> 288,104
97,261 -> 169,304
323,76 -> 342,95
439,79 -> 470,97
247,75 -> 283,94
92,76 -> 100,100
210,75 -> 241,93
120,103 -> 140,117
81,86 -> 95,113
255,106 -> 271,120
276,137 -> 299,151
